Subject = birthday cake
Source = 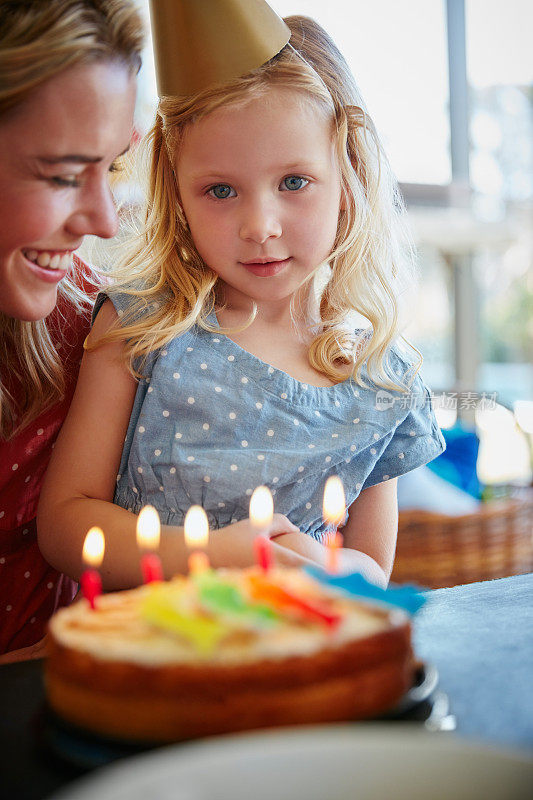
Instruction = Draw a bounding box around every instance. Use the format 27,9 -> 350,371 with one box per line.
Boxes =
45,567 -> 416,743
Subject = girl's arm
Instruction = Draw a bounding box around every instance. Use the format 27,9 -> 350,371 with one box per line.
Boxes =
270,479 -> 398,588
337,478 -> 398,587
37,301 -> 311,590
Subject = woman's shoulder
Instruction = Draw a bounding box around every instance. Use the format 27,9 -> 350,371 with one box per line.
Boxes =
47,257 -> 102,350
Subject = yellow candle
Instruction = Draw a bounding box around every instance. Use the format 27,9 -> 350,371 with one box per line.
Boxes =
184,505 -> 210,574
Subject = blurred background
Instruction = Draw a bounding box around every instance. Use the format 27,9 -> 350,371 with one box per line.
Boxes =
82,0 -> 532,496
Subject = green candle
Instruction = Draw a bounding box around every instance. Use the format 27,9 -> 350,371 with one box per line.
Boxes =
199,579 -> 278,628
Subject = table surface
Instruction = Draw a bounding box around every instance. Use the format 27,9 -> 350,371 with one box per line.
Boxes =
1,572 -> 531,800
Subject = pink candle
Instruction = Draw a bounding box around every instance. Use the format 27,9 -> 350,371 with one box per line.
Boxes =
250,486 -> 274,572
253,535 -> 272,573
137,506 -> 163,584
140,552 -> 164,583
81,527 -> 105,610
80,569 -> 102,610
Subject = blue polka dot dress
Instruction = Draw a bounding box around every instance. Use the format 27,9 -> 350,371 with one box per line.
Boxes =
95,293 -> 445,542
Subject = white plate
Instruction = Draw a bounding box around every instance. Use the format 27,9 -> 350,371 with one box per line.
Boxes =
52,724 -> 532,800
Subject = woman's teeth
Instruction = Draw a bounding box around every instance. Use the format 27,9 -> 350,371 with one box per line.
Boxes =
24,250 -> 72,269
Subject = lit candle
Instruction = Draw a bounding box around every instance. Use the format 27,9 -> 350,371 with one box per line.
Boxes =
323,476 -> 346,573
137,505 -> 164,583
249,485 -> 273,572
184,505 -> 210,574
81,527 -> 104,609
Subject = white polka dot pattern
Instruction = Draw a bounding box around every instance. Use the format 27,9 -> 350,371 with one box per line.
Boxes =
105,299 -> 444,539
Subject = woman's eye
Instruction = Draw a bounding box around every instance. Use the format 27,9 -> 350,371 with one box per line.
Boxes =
208,184 -> 235,200
51,176 -> 80,188
281,176 -> 309,191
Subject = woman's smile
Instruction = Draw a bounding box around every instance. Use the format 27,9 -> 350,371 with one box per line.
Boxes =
20,248 -> 76,284
0,60 -> 136,320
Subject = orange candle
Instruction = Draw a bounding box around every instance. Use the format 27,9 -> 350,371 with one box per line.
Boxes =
136,505 -> 163,583
184,505 -> 210,574
247,573 -> 340,628
81,527 -> 104,609
326,530 -> 343,573
323,476 -> 346,574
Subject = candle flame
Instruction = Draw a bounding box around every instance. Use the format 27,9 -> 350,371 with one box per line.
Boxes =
82,527 -> 105,568
249,485 -> 274,531
184,505 -> 209,549
136,505 -> 161,551
323,476 -> 346,527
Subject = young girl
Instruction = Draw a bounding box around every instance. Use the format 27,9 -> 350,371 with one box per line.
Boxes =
38,11 -> 444,591
0,0 -> 143,659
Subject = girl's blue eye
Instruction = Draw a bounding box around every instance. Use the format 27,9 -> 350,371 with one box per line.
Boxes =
209,184 -> 235,199
281,176 -> 308,191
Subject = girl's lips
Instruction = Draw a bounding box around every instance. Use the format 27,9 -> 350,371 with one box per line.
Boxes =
240,258 -> 291,277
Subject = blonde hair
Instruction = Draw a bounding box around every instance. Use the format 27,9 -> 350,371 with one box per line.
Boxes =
0,0 -> 144,439
98,15 -> 419,389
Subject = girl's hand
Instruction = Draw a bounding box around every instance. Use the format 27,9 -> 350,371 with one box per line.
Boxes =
272,532 -> 388,585
267,531 -> 327,567
209,514 -> 302,569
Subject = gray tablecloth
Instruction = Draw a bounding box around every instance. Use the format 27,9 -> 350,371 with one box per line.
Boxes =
414,572 -> 533,751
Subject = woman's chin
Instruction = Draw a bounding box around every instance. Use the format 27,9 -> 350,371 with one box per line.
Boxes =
1,285 -> 60,322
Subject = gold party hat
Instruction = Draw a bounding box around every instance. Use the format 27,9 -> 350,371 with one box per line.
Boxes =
148,0 -> 291,97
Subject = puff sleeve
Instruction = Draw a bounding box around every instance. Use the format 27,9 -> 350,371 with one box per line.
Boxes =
361,368 -> 446,491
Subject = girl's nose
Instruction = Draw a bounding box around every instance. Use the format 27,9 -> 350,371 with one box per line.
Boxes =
67,181 -> 120,240
239,200 -> 282,244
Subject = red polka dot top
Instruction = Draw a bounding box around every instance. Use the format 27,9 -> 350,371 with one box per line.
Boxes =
0,258 -> 99,654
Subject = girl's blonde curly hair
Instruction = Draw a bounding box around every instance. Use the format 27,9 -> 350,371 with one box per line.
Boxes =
96,15 -> 419,391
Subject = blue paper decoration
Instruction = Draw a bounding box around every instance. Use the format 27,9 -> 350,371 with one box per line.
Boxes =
305,566 -> 426,615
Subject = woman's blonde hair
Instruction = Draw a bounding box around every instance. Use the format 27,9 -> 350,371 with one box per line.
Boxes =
98,15 -> 419,389
0,0 -> 144,439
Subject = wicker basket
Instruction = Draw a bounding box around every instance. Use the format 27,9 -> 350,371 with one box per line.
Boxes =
391,491 -> 533,589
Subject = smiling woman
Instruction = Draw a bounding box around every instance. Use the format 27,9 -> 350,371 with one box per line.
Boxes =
0,0 -> 143,659
0,61 -> 136,320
